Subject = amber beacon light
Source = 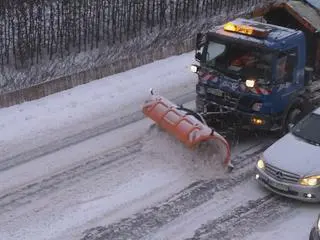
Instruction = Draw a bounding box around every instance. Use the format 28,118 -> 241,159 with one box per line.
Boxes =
223,21 -> 269,38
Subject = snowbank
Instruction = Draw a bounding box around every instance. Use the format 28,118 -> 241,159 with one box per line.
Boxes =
0,52 -> 197,159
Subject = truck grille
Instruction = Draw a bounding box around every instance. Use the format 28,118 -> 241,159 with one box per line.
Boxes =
207,90 -> 239,108
265,163 -> 301,184
197,84 -> 256,112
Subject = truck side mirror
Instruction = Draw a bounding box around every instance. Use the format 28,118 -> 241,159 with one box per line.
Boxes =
304,67 -> 314,85
196,33 -> 202,50
195,52 -> 202,62
196,33 -> 206,50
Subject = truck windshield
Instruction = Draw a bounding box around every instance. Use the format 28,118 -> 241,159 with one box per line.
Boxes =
292,113 -> 320,146
203,40 -> 273,81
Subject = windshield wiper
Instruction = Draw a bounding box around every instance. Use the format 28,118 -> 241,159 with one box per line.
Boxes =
304,138 -> 320,146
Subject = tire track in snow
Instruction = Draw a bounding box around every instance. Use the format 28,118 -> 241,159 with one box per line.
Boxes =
233,142 -> 271,170
0,119 -> 273,218
0,140 -> 142,215
0,92 -> 196,172
185,195 -> 295,240
79,141 -> 272,240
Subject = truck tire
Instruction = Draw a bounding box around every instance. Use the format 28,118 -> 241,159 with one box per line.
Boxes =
286,108 -> 302,129
282,97 -> 310,134
281,96 -> 313,135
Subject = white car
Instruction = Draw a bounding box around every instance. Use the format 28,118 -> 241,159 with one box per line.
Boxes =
255,107 -> 320,202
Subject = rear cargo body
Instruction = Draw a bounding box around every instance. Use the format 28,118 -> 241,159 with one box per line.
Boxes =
253,0 -> 320,74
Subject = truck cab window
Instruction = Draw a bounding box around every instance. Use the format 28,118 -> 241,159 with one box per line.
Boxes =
203,40 -> 273,81
206,42 -> 226,64
276,49 -> 297,83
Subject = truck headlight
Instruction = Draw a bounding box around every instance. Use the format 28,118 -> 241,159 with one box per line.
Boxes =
251,117 -> 265,125
245,79 -> 256,88
299,176 -> 320,186
190,64 -> 199,73
257,159 -> 265,169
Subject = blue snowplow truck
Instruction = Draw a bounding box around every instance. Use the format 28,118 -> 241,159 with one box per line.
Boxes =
191,0 -> 320,134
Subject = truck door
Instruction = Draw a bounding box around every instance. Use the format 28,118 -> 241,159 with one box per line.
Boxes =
316,39 -> 320,74
274,47 -> 301,112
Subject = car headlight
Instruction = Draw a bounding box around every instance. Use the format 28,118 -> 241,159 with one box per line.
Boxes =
299,176 -> 320,186
257,158 -> 265,169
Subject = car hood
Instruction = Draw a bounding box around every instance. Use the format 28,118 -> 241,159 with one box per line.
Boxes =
263,133 -> 320,177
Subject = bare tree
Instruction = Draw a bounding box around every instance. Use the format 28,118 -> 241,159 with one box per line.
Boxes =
0,0 -> 261,69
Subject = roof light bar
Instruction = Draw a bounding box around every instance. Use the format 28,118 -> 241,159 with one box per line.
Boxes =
223,22 -> 269,38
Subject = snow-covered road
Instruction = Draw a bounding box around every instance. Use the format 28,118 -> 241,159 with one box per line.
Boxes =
0,52 -> 318,240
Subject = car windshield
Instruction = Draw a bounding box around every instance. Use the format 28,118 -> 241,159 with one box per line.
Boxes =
305,0 -> 320,9
292,113 -> 320,146
203,40 -> 273,81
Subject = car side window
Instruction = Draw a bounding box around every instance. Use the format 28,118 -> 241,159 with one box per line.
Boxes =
276,48 -> 298,83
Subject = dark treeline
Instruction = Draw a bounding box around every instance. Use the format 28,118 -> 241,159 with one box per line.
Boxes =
0,0 -> 261,69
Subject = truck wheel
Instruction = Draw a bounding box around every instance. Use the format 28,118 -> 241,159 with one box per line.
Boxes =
287,108 -> 302,125
281,96 -> 313,135
283,107 -> 303,134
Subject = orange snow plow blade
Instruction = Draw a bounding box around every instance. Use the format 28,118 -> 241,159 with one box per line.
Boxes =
142,91 -> 232,169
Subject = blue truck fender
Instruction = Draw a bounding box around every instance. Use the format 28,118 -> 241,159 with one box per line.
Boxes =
280,94 -> 312,131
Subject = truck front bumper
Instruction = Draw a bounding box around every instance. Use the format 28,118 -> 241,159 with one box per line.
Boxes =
196,95 -> 281,131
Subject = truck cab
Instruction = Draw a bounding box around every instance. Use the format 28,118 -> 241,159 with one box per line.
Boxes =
192,17 -> 318,132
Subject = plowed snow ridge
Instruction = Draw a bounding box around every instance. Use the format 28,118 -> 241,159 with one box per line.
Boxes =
140,126 -> 228,179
